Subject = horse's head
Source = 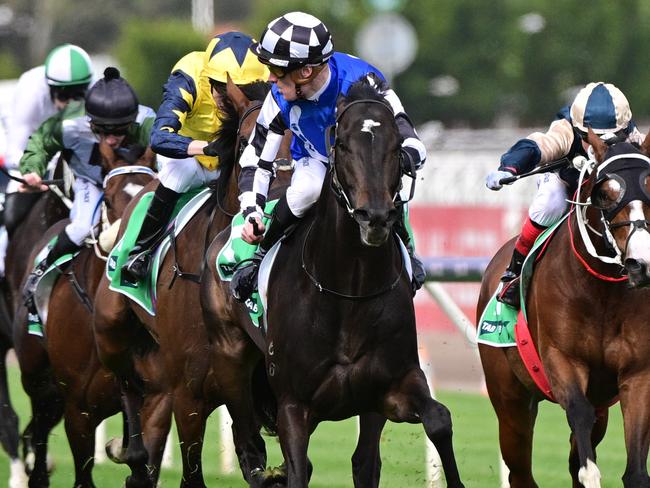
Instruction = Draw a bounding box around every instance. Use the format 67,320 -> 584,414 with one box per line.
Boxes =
98,141 -> 157,223
331,75 -> 402,246
585,129 -> 650,287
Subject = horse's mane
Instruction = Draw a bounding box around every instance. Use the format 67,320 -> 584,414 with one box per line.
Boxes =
343,73 -> 389,104
213,80 -> 271,196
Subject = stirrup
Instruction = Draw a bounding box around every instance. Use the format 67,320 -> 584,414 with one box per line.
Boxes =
497,275 -> 520,308
121,251 -> 152,284
22,264 -> 48,305
230,259 -> 261,303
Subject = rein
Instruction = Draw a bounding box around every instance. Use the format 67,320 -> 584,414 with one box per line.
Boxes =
300,220 -> 404,299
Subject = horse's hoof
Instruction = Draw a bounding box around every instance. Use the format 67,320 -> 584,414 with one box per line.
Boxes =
106,437 -> 127,464
9,458 -> 28,488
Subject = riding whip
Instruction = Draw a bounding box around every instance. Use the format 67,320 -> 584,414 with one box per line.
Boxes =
498,157 -> 571,185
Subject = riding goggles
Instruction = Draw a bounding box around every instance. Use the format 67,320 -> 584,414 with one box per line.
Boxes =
91,122 -> 132,136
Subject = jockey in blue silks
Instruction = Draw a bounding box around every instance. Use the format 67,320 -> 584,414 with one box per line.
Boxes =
486,82 -> 645,308
230,11 -> 428,302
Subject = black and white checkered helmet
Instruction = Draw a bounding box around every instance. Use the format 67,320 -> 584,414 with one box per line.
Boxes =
251,12 -> 334,69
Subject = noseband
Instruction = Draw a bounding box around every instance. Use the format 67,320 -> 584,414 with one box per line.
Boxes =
326,98 -> 404,217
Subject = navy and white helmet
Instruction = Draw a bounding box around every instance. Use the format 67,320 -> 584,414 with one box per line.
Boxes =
251,11 -> 334,69
570,82 -> 632,135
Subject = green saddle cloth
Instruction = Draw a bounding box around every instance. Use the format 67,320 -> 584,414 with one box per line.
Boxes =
476,213 -> 569,347
106,187 -> 210,315
216,200 -> 278,328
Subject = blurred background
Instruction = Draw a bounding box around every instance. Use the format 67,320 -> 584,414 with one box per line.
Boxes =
2,0 -> 649,390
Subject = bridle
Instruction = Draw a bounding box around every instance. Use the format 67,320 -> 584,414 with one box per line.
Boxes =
325,98 -> 409,217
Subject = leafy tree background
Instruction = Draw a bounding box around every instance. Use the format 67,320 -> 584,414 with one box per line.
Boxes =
2,0 -> 650,127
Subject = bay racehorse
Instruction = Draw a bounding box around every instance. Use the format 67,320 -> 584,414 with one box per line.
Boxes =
93,78 -> 292,488
13,142 -> 159,488
235,76 -> 464,487
0,159 -> 71,484
477,130 -> 650,487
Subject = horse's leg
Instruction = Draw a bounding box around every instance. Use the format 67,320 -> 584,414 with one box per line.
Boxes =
383,367 -> 464,488
351,412 -> 386,488
569,407 -> 608,488
619,375 -> 650,488
25,389 -> 63,488
0,346 -> 26,485
140,392 -> 173,486
62,402 -> 97,488
173,388 -> 208,488
94,287 -> 152,488
276,400 -> 310,488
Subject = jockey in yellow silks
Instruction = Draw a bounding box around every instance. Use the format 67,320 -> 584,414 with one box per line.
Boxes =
121,31 -> 269,283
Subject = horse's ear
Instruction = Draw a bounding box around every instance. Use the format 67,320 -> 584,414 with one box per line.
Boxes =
138,146 -> 157,169
97,140 -> 116,168
640,130 -> 650,157
336,94 -> 346,117
226,72 -> 248,116
586,128 -> 608,163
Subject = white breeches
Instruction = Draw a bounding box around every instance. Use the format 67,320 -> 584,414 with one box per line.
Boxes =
65,177 -> 103,245
157,155 -> 220,193
528,171 -> 569,227
286,157 -> 327,217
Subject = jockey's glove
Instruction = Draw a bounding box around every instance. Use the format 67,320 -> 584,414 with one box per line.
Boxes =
203,138 -> 228,157
486,170 -> 515,191
399,146 -> 420,177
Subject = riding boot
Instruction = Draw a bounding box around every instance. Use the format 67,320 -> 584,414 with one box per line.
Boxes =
394,209 -> 426,295
23,230 -> 79,307
496,248 -> 526,308
231,196 -> 298,303
121,184 -> 180,284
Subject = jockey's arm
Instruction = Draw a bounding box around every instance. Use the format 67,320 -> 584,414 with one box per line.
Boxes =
150,70 -> 199,159
238,94 -> 288,226
380,85 -> 427,171
19,113 -> 64,191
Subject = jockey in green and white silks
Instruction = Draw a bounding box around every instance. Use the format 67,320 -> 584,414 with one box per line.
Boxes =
0,44 -> 94,276
119,31 -> 270,284
230,11 -> 427,303
21,67 -> 156,308
486,82 -> 645,308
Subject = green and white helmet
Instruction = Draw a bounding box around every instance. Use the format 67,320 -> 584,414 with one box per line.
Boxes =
44,44 -> 93,87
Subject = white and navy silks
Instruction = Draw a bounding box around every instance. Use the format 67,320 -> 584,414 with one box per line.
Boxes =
497,107 -> 645,227
238,52 -> 427,219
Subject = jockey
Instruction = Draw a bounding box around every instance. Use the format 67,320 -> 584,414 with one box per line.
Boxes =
0,44 -> 93,275
230,11 -> 427,302
120,31 -> 269,284
21,67 -> 156,308
486,82 -> 644,308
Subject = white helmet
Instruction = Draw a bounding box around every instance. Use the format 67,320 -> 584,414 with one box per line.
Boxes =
44,44 -> 93,87
570,82 -> 631,135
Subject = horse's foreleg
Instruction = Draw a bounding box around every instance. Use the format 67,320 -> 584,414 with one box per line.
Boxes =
276,401 -> 310,488
619,375 -> 650,488
26,391 -> 63,488
351,412 -> 386,488
384,368 -> 464,488
120,379 -> 153,488
173,388 -> 208,488
140,392 -> 173,486
569,407 -> 608,488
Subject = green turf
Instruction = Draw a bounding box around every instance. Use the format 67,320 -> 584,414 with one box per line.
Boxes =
0,364 -> 635,487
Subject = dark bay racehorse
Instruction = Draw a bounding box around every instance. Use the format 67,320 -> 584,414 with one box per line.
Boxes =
0,160 -> 70,483
13,142 -> 158,488
477,130 -> 650,488
230,77 -> 463,487
93,78 -> 292,488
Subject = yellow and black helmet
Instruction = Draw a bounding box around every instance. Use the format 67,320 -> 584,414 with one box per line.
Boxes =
203,31 -> 269,84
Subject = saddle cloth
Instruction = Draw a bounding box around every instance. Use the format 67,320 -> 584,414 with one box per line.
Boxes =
106,187 -> 211,315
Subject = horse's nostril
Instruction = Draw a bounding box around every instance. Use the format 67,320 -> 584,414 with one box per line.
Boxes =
625,258 -> 643,274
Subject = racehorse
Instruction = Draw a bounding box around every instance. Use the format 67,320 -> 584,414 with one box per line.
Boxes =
93,77 -> 292,488
0,160 -> 70,484
12,142 -> 158,488
216,76 -> 463,487
477,130 -> 650,488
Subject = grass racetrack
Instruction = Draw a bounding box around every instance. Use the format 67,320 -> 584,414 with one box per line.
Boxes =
0,364 -> 633,487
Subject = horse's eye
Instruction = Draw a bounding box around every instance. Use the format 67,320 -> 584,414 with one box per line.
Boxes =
592,178 -> 624,209
643,174 -> 650,198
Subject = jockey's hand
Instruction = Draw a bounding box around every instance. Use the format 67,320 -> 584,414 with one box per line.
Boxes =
19,172 -> 48,192
486,170 -> 515,191
242,214 -> 265,244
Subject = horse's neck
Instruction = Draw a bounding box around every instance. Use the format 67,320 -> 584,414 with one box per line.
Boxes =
307,189 -> 399,285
